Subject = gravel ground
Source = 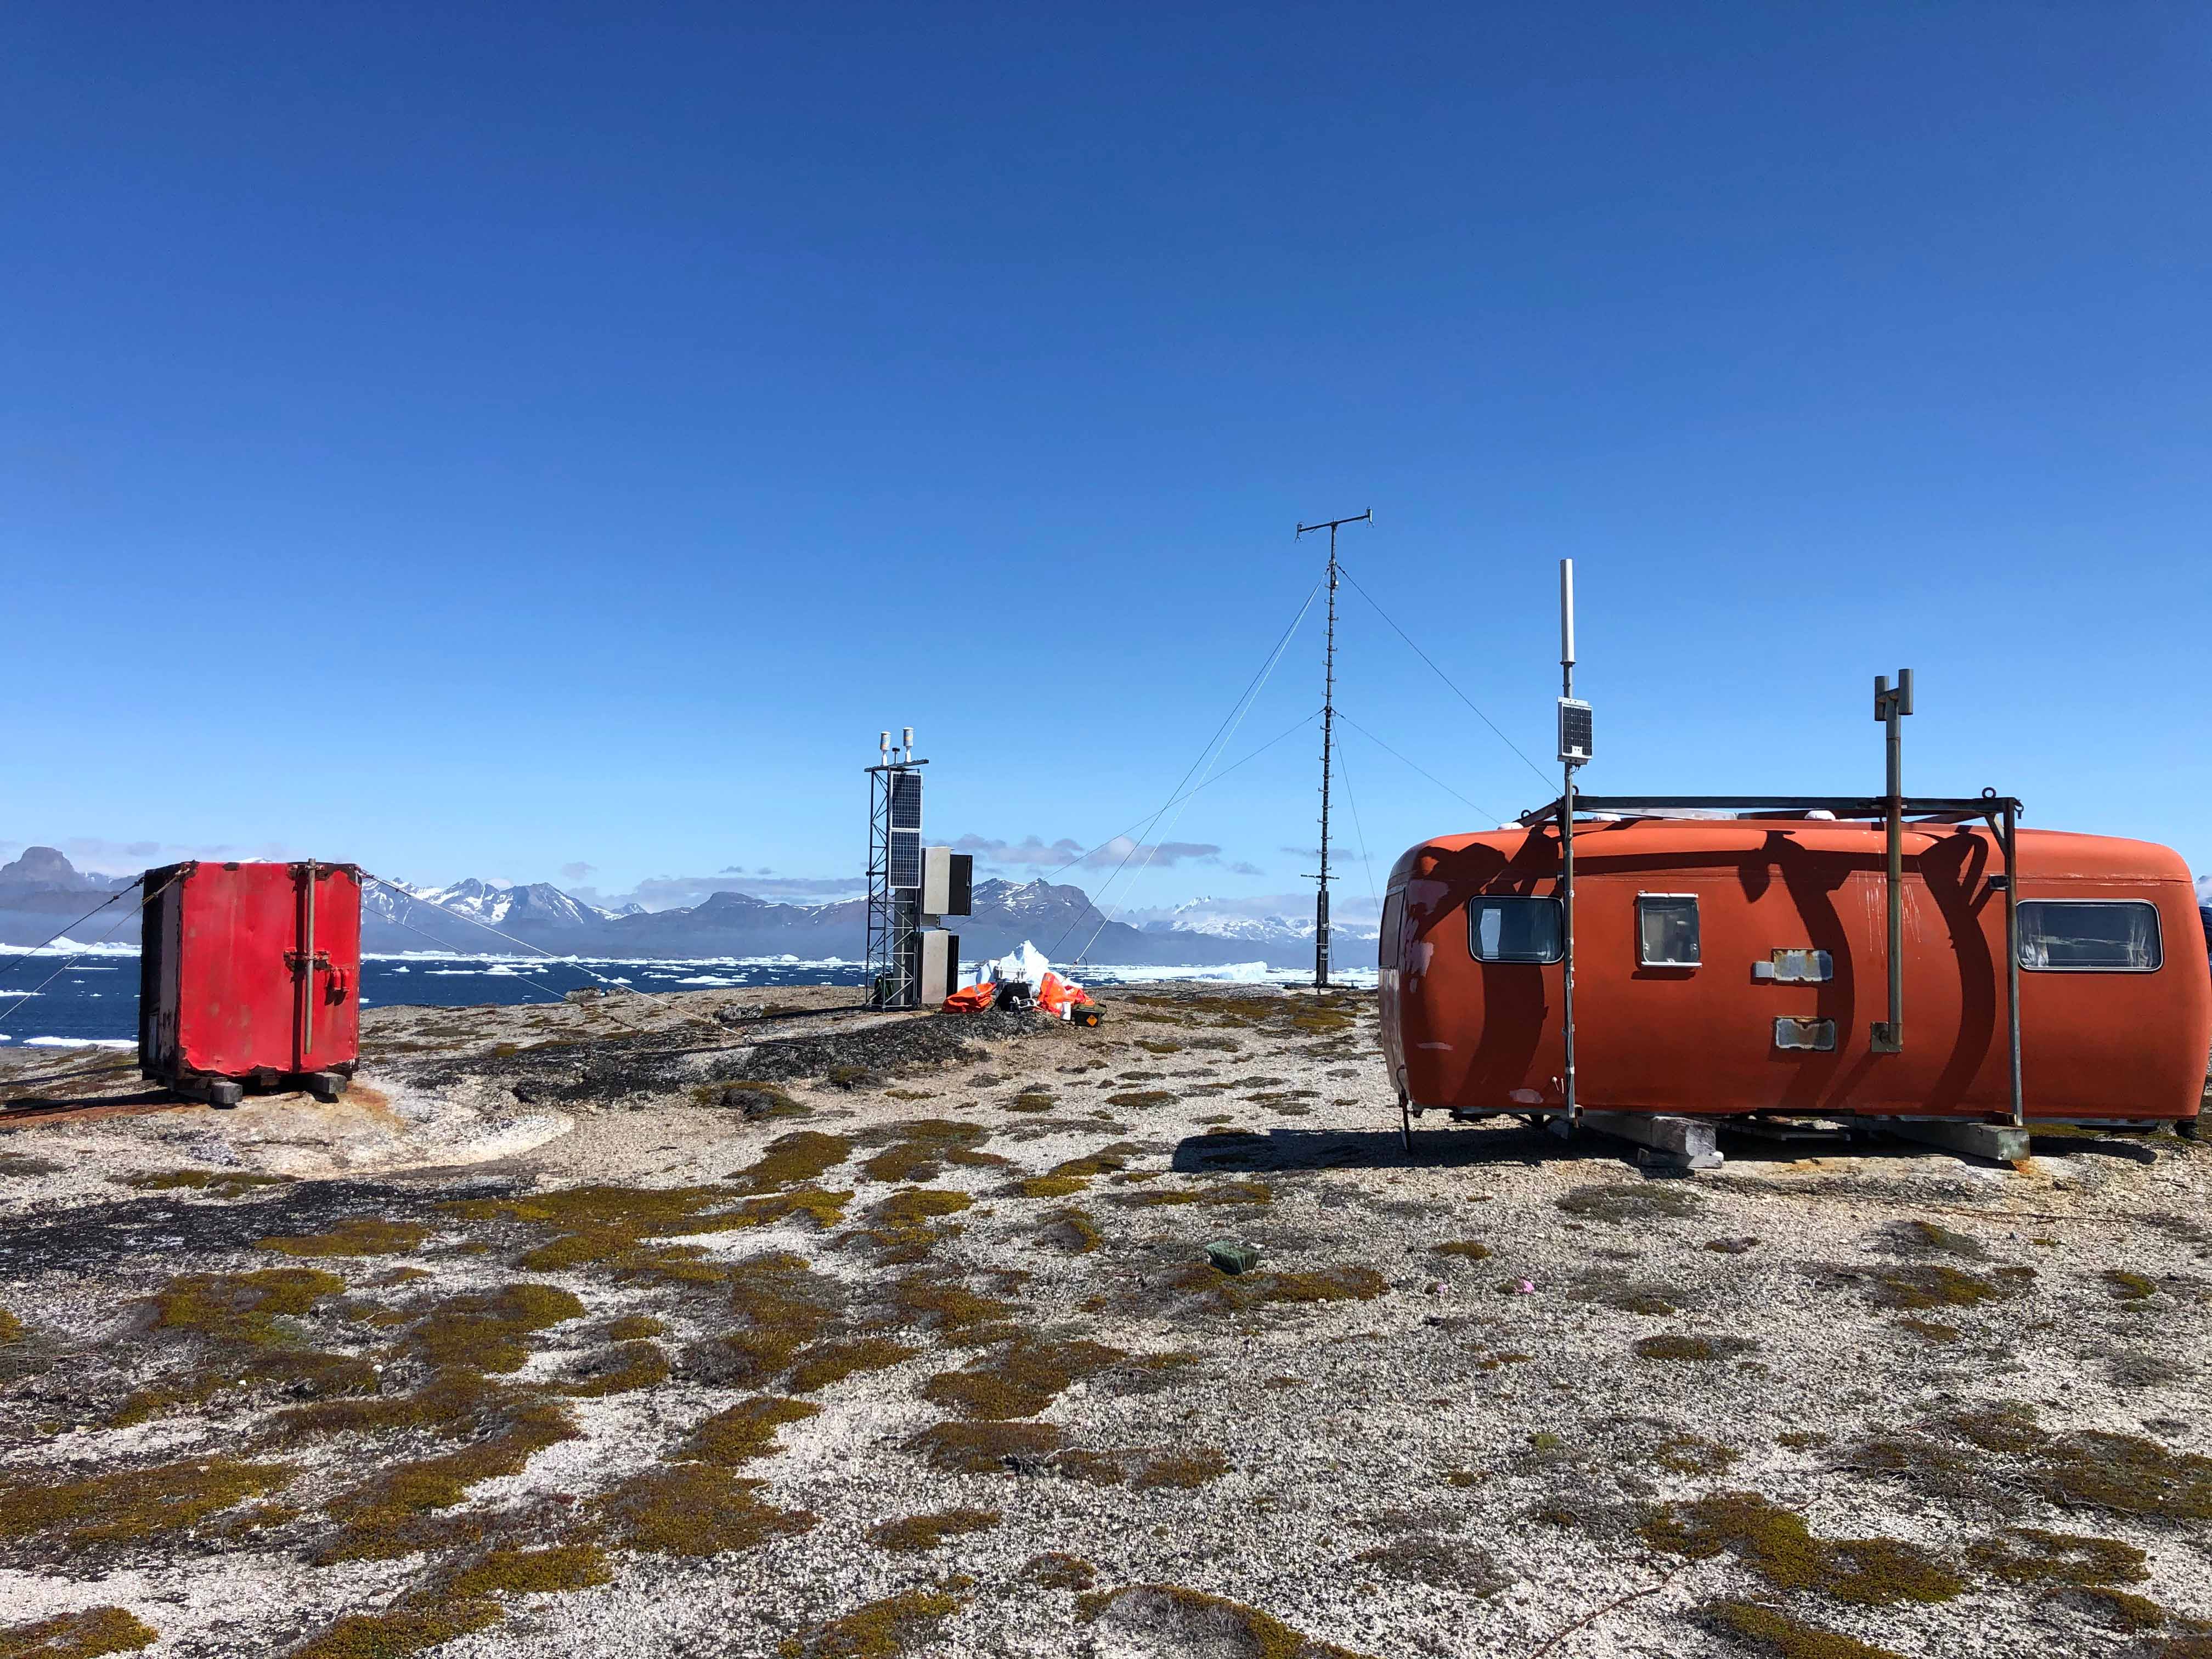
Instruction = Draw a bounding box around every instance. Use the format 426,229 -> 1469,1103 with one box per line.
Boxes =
1,983 -> 2208,1659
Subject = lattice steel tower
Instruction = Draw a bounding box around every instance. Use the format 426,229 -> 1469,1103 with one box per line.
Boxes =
865,729 -> 927,1008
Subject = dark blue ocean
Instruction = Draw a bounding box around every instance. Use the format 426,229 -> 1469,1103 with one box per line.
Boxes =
0,953 -> 877,1048
0,950 -> 1328,1048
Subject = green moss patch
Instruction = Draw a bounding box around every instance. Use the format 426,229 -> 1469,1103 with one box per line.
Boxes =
598,1463 -> 815,1558
1062,1447 -> 1231,1489
441,1543 -> 612,1597
1860,1405 -> 2212,1523
1968,1528 -> 2147,1586
1702,1602 -> 1906,1659
695,1080 -> 811,1119
562,1340 -> 670,1397
784,1338 -> 918,1393
866,1506 -> 1001,1552
111,1347 -> 377,1427
315,1402 -> 579,1562
1024,1551 -> 1096,1589
122,1169 -> 290,1199
1167,1262 -> 1384,1313
857,1121 -> 993,1183
920,1339 -> 1124,1418
906,1420 -> 1064,1474
151,1267 -> 347,1346
1556,1184 -> 1703,1224
882,1271 -> 1019,1344
776,1588 -> 966,1658
734,1141 -> 854,1203
1075,1583 -> 1376,1659
257,1218 -> 430,1257
0,1458 -> 296,1549
0,1606 -> 157,1658
445,1183 -> 766,1271
290,1599 -> 504,1659
1039,1207 -> 1102,1254
1643,1491 -> 1962,1604
1634,1333 -> 1757,1362
1861,1264 -> 2019,1311
1431,1241 -> 1492,1261
2103,1269 -> 2158,1301
1894,1220 -> 1987,1259
680,1396 -> 821,1465
402,1283 -> 585,1373
710,1254 -> 847,1384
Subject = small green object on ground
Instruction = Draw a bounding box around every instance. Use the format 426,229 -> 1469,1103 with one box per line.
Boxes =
1205,1239 -> 1260,1275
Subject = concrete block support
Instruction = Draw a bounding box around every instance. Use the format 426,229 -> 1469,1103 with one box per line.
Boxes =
1871,1117 -> 2029,1164
1573,1111 -> 1725,1171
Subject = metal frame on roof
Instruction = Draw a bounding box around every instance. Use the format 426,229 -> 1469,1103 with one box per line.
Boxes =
1510,788 -> 2027,1129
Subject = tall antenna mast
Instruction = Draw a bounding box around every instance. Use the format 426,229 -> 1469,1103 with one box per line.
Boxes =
1295,509 -> 1370,989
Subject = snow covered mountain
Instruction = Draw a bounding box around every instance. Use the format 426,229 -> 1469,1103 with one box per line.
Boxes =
404,878 -> 623,930
1141,894 -> 1379,947
0,848 -> 1328,966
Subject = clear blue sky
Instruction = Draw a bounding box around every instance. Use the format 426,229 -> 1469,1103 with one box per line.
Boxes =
5,4 -> 2208,921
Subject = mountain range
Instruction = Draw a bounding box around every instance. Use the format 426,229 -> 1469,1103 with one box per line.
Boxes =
0,848 -> 1358,969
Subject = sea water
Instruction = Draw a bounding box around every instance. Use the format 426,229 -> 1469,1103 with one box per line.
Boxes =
0,945 -> 1373,1046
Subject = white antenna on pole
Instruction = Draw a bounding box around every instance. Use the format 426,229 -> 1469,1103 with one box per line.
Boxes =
1559,558 -> 1576,669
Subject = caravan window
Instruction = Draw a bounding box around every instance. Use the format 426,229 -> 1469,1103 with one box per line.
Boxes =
1466,896 -> 1563,963
2018,900 -> 2162,972
1379,891 -> 1404,968
1637,894 -> 1701,967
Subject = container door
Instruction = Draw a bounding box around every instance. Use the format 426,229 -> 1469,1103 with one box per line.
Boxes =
174,864 -> 300,1077
296,865 -> 362,1073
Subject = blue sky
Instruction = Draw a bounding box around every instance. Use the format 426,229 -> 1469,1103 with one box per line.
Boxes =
5,3 -> 2208,921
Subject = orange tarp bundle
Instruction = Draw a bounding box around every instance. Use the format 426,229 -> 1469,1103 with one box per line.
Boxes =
1037,972 -> 1093,1017
941,981 -> 997,1013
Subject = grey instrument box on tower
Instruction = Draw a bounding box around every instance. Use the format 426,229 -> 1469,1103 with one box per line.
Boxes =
921,848 -> 973,917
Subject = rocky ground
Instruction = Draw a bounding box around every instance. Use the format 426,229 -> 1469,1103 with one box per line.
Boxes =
1,983 -> 2208,1659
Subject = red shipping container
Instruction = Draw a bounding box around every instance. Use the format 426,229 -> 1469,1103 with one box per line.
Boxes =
138,860 -> 362,1107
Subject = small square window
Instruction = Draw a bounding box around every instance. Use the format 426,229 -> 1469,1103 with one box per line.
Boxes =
1638,894 -> 1700,967
1466,896 -> 1563,963
2018,900 -> 2162,972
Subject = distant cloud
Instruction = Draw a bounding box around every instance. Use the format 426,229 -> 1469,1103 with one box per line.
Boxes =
954,833 -> 1227,871
0,835 -> 298,875
558,862 -> 596,881
1226,861 -> 1265,877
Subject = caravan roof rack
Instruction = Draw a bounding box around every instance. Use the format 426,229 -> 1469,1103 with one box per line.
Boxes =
1516,794 -> 2022,830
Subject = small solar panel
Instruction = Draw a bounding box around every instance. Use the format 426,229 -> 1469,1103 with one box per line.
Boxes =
890,772 -> 923,830
1558,698 -> 1593,764
890,830 -> 922,889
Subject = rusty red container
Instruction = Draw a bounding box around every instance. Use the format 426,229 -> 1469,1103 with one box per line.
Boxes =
138,860 -> 362,1104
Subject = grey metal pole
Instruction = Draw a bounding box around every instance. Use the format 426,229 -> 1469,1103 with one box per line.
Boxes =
2004,797 -> 2023,1127
1294,510 -> 1369,990
1560,561 -> 1578,1125
1872,671 -> 1911,1054
1316,527 -> 1338,989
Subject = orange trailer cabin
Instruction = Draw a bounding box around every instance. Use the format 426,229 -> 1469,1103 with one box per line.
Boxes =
1380,814 -> 2210,1125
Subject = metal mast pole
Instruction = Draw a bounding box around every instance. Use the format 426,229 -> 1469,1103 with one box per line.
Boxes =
1871,671 -> 1912,1054
1559,563 -> 1578,1126
1295,510 -> 1369,990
